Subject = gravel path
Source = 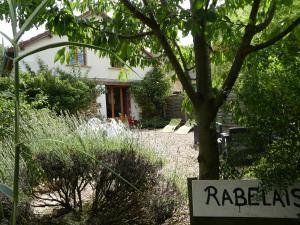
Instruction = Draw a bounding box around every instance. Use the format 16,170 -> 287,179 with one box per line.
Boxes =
135,129 -> 199,179
134,129 -> 199,225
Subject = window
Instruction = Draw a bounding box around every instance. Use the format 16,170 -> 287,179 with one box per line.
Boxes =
69,47 -> 86,66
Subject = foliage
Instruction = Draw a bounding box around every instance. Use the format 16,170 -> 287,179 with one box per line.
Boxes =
0,108 -> 181,224
0,76 -> 47,139
0,62 -> 99,139
139,116 -> 169,129
0,0 -> 113,223
1,0 -> 299,183
0,194 -> 34,225
22,60 -> 100,114
232,34 -> 300,139
219,160 -> 244,180
251,127 -> 300,189
229,33 -> 300,185
41,0 -> 298,179
130,68 -> 171,119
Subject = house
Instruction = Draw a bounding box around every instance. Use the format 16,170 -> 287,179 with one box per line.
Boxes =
8,31 -> 153,121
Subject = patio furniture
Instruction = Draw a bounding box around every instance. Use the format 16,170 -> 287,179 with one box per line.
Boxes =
162,118 -> 182,133
175,119 -> 196,134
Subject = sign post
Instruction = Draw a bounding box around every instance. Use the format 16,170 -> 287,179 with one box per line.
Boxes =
187,178 -> 300,225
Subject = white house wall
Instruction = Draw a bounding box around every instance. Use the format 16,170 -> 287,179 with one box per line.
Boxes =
96,85 -> 107,118
19,35 -> 151,81
19,34 -> 151,119
130,94 -> 141,121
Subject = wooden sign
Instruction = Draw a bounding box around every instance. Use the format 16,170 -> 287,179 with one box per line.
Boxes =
190,180 -> 300,218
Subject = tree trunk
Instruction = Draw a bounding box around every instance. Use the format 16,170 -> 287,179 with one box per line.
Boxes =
197,125 -> 219,179
195,106 -> 219,180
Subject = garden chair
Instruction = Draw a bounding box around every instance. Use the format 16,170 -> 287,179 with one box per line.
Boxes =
161,118 -> 182,133
175,119 -> 196,134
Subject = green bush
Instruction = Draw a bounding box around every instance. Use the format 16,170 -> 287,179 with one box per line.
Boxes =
21,60 -> 100,114
0,61 -> 100,138
130,68 -> 171,119
229,34 -> 300,186
251,127 -> 300,189
0,77 -> 47,138
139,116 -> 169,129
0,194 -> 34,225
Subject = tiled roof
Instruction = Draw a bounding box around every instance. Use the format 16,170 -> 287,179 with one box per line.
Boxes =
19,31 -> 52,49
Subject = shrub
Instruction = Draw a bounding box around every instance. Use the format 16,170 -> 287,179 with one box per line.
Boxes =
27,150 -> 93,212
8,109 -> 182,225
139,116 -> 169,129
251,127 -> 300,189
0,194 -> 33,225
21,60 -> 101,114
130,68 -> 171,119
0,77 -> 47,138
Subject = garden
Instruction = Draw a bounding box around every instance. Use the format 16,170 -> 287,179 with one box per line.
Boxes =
0,50 -> 187,224
1,0 -> 300,224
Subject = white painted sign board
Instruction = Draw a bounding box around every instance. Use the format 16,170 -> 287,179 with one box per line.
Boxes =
192,180 -> 300,218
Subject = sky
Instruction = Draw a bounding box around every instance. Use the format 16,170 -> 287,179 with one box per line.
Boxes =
0,1 -> 192,47
0,21 -> 46,46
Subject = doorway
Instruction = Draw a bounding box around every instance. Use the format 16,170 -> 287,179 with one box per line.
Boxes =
106,86 -> 130,120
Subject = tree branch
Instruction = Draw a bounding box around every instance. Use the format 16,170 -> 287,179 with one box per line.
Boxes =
173,40 -> 188,72
210,0 -> 218,9
250,16 -> 300,52
82,22 -> 154,40
205,0 -> 210,12
255,0 -> 276,33
120,0 -> 197,103
249,0 -> 261,26
155,31 -> 197,103
105,31 -> 154,40
213,0 -> 263,112
142,0 -> 155,21
120,0 -> 157,28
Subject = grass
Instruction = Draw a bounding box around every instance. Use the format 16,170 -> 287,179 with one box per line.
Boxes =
0,109 -> 164,187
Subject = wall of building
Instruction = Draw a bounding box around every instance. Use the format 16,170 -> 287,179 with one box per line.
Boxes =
19,34 -> 149,119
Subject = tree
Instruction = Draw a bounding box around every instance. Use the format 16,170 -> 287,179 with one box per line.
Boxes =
44,0 -> 300,179
1,0 -> 299,180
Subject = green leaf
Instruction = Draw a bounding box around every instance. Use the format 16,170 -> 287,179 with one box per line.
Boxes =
119,42 -> 128,60
118,68 -> 128,81
14,0 -> 49,43
60,53 -> 65,64
280,0 -> 293,6
0,183 -> 13,200
194,0 -> 205,10
0,31 -> 13,44
293,25 -> 300,41
7,0 -> 17,36
65,51 -> 70,64
205,10 -> 218,22
54,47 -> 66,63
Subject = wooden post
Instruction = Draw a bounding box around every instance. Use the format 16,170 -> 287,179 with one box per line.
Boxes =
111,87 -> 115,118
120,87 -> 124,120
